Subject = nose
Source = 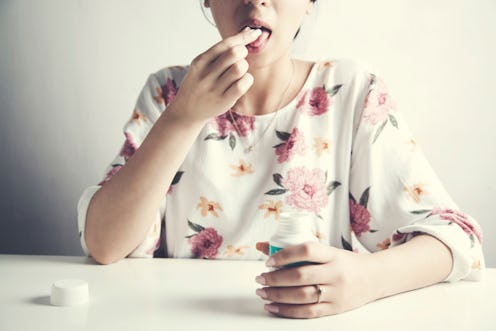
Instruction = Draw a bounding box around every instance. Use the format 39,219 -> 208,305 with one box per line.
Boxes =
244,0 -> 267,7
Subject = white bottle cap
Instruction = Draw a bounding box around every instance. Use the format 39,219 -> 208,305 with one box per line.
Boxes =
50,279 -> 89,306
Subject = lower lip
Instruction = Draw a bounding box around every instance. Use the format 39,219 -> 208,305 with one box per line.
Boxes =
246,30 -> 271,54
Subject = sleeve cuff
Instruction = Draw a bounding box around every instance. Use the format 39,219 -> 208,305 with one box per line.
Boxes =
392,220 -> 485,282
77,186 -> 101,256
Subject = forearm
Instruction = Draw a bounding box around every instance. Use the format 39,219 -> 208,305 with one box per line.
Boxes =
367,234 -> 453,300
85,108 -> 204,264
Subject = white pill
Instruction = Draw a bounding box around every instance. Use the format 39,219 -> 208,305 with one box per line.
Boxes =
50,279 -> 89,306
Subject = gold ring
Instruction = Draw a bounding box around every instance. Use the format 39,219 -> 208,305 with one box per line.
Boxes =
315,284 -> 325,304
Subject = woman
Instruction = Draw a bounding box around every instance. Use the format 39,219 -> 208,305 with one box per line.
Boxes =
78,0 -> 484,318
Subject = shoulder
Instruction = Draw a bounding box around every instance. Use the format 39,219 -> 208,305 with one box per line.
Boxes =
150,65 -> 190,86
315,58 -> 374,88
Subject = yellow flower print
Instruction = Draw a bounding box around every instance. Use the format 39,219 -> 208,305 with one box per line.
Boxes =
315,231 -> 326,242
318,61 -> 333,71
258,199 -> 283,220
403,184 -> 428,203
152,222 -> 159,235
313,137 -> 331,156
224,244 -> 249,257
131,108 -> 147,125
230,159 -> 254,177
376,238 -> 391,250
406,138 -> 418,152
197,196 -> 223,218
153,86 -> 165,105
471,258 -> 481,270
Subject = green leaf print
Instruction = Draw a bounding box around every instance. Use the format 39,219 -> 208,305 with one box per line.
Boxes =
273,173 -> 285,188
171,171 -> 184,185
326,84 -> 343,97
410,209 -> 431,215
229,133 -> 236,150
204,133 -> 227,141
359,187 -> 370,208
327,181 -> 341,196
265,188 -> 287,195
341,236 -> 353,251
187,219 -> 205,233
276,130 -> 291,141
389,114 -> 399,129
372,119 -> 388,144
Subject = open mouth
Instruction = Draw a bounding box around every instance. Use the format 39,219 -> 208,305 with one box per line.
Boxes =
242,22 -> 272,52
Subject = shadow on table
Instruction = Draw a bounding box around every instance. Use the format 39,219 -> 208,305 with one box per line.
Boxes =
173,296 -> 267,317
13,255 -> 99,265
29,295 -> 51,306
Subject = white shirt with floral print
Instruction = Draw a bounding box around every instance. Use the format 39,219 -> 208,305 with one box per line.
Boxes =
78,59 -> 484,282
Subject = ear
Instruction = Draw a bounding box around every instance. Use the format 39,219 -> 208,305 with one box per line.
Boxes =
204,0 -> 210,8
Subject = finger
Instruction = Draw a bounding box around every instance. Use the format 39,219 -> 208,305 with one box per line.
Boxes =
222,73 -> 254,107
206,45 -> 248,83
264,303 -> 338,319
267,242 -> 337,268
217,59 -> 249,94
257,264 -> 329,287
256,284 -> 327,305
198,28 -> 261,65
256,242 -> 269,255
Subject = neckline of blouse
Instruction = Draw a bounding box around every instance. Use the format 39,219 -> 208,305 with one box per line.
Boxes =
232,59 -> 322,122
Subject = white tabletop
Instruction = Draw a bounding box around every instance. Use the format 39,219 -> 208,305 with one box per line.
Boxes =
0,254 -> 494,331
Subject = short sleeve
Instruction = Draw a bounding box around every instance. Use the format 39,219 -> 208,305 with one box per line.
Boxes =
348,74 -> 484,282
77,68 -> 182,258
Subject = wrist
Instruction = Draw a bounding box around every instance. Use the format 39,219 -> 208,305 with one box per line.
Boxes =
159,102 -> 207,131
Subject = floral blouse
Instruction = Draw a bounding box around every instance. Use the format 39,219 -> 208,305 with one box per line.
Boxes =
77,59 -> 484,282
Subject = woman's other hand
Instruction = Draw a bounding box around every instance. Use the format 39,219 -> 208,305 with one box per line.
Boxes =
255,241 -> 378,318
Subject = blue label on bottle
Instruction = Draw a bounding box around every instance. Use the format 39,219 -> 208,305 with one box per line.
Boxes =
269,245 -> 314,268
269,245 -> 282,256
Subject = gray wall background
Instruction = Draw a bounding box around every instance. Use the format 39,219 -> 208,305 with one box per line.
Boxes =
1,0 -> 495,266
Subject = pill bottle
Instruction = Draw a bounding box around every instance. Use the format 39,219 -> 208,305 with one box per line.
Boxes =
269,212 -> 319,256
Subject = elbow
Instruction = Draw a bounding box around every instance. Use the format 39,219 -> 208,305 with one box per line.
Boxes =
85,234 -> 125,265
91,251 -> 122,265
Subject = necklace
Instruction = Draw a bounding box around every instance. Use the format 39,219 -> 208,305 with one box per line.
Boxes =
228,59 -> 295,153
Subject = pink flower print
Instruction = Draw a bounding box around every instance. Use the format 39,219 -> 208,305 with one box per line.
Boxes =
153,78 -> 177,107
164,78 -> 178,105
281,167 -> 328,213
349,188 -> 374,237
362,76 -> 397,125
120,132 -> 138,160
98,165 -> 122,186
431,208 -> 483,244
349,199 -> 371,237
274,128 -> 306,163
210,113 -> 236,137
189,227 -> 223,259
297,86 -> 332,116
213,111 -> 255,137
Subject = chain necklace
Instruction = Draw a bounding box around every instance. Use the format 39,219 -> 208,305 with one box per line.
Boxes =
228,59 -> 295,153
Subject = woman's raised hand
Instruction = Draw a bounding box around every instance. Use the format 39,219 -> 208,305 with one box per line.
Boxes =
168,28 -> 261,123
255,241 -> 379,318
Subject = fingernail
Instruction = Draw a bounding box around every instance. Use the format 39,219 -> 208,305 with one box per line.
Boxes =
255,275 -> 266,285
265,257 -> 275,267
264,304 -> 279,314
247,28 -> 262,36
255,288 -> 267,299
